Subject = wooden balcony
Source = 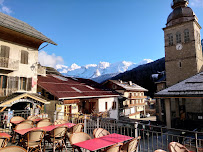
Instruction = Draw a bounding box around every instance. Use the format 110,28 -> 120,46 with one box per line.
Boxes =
128,96 -> 147,99
128,103 -> 145,107
0,57 -> 19,71
0,88 -> 17,97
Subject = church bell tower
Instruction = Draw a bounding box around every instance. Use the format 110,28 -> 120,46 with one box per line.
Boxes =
164,0 -> 203,87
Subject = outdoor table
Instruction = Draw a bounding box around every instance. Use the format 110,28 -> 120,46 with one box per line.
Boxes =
15,122 -> 75,135
73,133 -> 133,151
0,132 -> 12,138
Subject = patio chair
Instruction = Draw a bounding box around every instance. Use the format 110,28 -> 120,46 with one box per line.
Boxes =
154,149 -> 167,152
102,143 -> 121,152
70,132 -> 92,152
27,115 -> 40,121
46,126 -> 68,152
12,123 -> 34,143
54,119 -> 67,125
36,121 -> 52,127
20,120 -> 33,125
0,146 -> 26,152
93,128 -> 110,138
10,116 -> 25,129
0,136 -> 10,148
120,136 -> 141,152
168,142 -> 190,152
67,123 -> 83,140
10,116 -> 25,124
23,129 -> 45,152
39,118 -> 50,122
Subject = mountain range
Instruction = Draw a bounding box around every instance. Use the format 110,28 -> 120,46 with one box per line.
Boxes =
56,59 -> 153,82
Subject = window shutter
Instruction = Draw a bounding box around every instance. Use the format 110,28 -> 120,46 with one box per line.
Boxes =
0,46 -> 10,58
27,78 -> 32,91
15,77 -> 19,90
21,51 -> 28,64
25,52 -> 28,64
21,51 -> 24,64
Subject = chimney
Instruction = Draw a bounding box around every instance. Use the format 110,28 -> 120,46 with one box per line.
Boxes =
128,81 -> 132,85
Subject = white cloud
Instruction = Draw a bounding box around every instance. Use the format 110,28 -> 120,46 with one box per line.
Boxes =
2,6 -> 11,14
190,0 -> 203,7
38,51 -> 64,68
0,0 -> 12,14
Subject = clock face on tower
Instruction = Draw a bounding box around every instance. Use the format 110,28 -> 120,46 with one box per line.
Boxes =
176,43 -> 183,50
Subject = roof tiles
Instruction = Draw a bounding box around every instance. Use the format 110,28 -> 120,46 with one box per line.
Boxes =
38,75 -> 119,100
0,12 -> 57,45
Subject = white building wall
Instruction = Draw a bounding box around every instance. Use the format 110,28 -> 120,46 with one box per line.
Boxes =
98,97 -> 118,119
0,40 -> 38,93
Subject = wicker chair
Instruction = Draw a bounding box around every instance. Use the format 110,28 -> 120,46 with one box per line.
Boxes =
54,119 -> 67,125
10,116 -> 25,131
154,149 -> 167,152
20,120 -> 33,125
120,136 -> 141,152
0,146 -> 26,152
12,123 -> 34,143
27,115 -> 40,121
67,123 -> 83,140
102,143 -> 121,152
39,118 -> 50,122
46,126 -> 68,152
93,128 -> 110,138
24,129 -> 45,152
0,136 -> 10,148
36,121 -> 52,128
10,116 -> 25,124
70,132 -> 92,152
168,142 -> 190,152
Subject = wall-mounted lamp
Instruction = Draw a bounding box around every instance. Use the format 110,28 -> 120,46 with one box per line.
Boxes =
30,62 -> 39,71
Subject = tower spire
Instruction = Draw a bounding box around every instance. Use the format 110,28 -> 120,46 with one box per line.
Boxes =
171,0 -> 189,9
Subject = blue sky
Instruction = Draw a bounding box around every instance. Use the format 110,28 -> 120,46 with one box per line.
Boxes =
1,0 -> 203,67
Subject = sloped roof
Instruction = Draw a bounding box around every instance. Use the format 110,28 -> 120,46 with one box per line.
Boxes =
38,75 -> 119,100
108,80 -> 148,92
155,72 -> 203,97
0,12 -> 57,45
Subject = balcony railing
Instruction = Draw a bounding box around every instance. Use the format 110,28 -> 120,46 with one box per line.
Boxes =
0,57 -> 19,71
0,88 -> 17,97
0,110 -> 202,151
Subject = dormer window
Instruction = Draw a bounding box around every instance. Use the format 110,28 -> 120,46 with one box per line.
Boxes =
168,34 -> 173,46
176,32 -> 181,43
184,29 -> 190,43
21,50 -> 28,64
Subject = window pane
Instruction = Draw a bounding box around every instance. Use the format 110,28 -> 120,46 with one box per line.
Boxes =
184,29 -> 190,43
176,32 -> 181,43
20,77 -> 27,90
168,34 -> 173,46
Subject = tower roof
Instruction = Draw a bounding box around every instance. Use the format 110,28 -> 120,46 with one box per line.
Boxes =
166,0 -> 196,27
171,0 -> 189,9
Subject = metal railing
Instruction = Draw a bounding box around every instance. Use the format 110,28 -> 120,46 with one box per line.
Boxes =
0,57 -> 19,70
0,110 -> 202,152
54,112 -> 202,152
